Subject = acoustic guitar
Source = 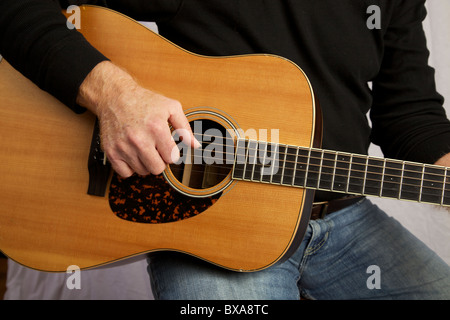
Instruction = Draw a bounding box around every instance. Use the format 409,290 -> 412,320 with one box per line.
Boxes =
0,6 -> 448,272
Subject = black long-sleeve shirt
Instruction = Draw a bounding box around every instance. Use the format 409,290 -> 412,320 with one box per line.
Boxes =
2,0 -> 450,197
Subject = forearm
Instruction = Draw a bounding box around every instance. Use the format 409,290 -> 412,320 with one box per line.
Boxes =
0,0 -> 108,112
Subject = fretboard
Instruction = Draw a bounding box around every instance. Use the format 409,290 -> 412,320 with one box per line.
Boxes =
232,139 -> 450,206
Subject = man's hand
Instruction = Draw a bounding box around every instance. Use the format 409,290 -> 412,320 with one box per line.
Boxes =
76,61 -> 199,178
435,153 -> 450,168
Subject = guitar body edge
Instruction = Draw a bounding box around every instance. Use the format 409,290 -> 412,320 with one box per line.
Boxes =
0,6 -> 317,272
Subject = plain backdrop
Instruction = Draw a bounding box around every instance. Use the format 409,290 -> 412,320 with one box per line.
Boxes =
369,0 -> 450,265
4,1 -> 450,299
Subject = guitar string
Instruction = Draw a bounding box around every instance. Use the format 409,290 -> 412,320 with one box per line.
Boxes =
170,152 -> 449,198
169,165 -> 447,202
173,142 -> 447,191
188,133 -> 447,180
176,136 -> 448,187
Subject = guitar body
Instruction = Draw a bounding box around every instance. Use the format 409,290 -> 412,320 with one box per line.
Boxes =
0,6 -> 317,272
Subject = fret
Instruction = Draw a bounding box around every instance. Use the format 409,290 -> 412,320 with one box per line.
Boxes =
363,158 -> 384,196
260,142 -> 278,184
399,161 -> 405,199
281,146 -> 298,186
443,169 -> 450,205
332,152 -> 351,192
330,152 -> 338,191
318,151 -> 336,190
232,139 -> 247,180
293,148 -> 309,187
419,164 -> 425,201
271,144 -> 286,184
305,150 -> 322,188
363,156 -> 369,194
400,163 -> 422,201
303,148 -> 312,187
265,142 -> 279,183
277,144 -> 286,183
421,165 -> 445,204
257,141 -> 267,182
441,168 -> 447,205
379,159 -> 387,197
317,150 -> 324,190
346,154 -> 353,193
244,140 -> 258,180
381,160 -> 402,199
348,155 -> 366,194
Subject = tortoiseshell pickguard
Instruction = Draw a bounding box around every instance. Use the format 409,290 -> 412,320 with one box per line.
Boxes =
108,173 -> 221,223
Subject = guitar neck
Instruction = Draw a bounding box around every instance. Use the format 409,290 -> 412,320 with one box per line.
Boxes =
232,138 -> 450,206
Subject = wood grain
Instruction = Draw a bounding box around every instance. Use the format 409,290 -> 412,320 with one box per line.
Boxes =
0,6 -> 316,272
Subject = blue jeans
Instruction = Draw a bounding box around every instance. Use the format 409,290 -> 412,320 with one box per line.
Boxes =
148,198 -> 450,299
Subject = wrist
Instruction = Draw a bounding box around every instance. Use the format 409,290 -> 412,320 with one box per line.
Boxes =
76,61 -> 138,116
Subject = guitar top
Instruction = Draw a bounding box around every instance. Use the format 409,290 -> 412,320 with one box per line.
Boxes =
0,6 -> 316,272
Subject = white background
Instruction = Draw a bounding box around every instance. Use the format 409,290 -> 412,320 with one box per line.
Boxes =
369,0 -> 450,265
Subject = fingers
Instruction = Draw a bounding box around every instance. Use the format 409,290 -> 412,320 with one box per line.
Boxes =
109,159 -> 134,178
133,100 -> 199,175
107,130 -> 170,178
107,144 -> 168,178
168,102 -> 201,149
100,95 -> 196,179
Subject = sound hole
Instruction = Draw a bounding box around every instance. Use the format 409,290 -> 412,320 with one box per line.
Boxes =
169,119 -> 234,191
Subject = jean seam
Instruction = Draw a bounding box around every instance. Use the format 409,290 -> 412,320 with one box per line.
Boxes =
305,221 -> 332,256
297,222 -> 332,300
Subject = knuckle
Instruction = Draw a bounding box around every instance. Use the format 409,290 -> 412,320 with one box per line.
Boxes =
114,140 -> 129,154
168,99 -> 183,113
135,168 -> 150,176
125,130 -> 152,152
109,159 -> 133,178
174,100 -> 183,110
127,132 -> 144,148
150,163 -> 166,175
147,122 -> 165,136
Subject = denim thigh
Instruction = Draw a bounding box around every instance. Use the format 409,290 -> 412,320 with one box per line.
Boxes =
148,199 -> 450,300
298,199 -> 450,299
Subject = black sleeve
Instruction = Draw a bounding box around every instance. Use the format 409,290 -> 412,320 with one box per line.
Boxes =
0,0 -> 109,113
370,0 -> 450,164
